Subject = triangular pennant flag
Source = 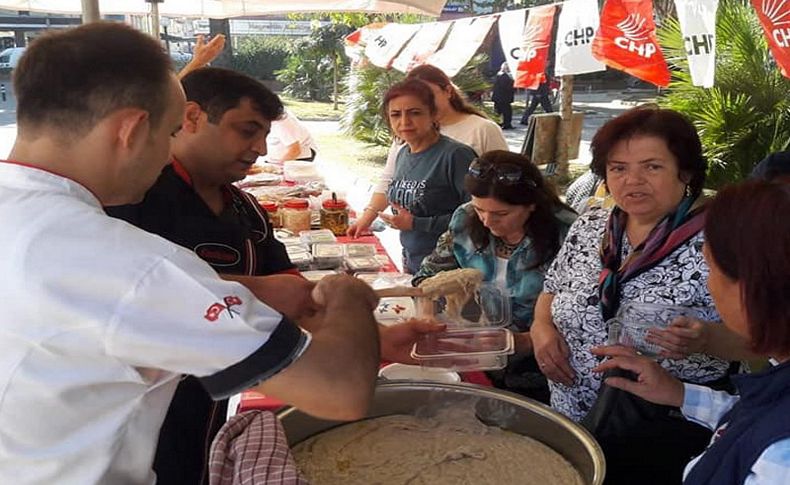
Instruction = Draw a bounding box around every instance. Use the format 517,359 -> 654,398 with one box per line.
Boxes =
592,0 -> 671,87
751,0 -> 790,78
555,0 -> 607,76
498,9 -> 528,80
514,5 -> 557,89
674,0 -> 719,88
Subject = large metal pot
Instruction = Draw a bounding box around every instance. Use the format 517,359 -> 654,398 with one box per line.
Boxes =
278,381 -> 605,484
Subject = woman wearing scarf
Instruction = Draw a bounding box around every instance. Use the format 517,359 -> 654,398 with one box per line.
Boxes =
592,179 -> 790,485
530,106 -> 731,483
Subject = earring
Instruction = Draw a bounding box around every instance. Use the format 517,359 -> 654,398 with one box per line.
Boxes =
685,185 -> 691,197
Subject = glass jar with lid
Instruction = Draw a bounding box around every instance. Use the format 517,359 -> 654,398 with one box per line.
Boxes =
259,200 -> 281,228
320,198 -> 349,236
281,198 -> 311,234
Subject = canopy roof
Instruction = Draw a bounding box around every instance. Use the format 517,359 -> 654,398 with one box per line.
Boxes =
0,0 -> 447,18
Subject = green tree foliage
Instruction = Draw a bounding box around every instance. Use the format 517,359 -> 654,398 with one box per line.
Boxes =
658,0 -> 790,188
341,54 -> 495,146
230,36 -> 294,80
276,23 -> 352,101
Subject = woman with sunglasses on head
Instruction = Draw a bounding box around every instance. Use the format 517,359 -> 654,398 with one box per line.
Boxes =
531,106 -> 733,483
349,64 -> 508,239
413,150 -> 576,402
374,79 -> 477,274
592,179 -> 790,485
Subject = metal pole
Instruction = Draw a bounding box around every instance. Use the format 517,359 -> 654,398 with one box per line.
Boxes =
555,75 -> 574,178
81,0 -> 101,24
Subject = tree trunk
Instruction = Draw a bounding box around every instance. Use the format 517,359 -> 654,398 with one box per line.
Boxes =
555,75 -> 574,178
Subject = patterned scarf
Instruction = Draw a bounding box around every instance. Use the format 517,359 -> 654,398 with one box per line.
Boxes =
598,196 -> 707,321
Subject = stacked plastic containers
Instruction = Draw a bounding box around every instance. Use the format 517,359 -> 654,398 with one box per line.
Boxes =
410,283 -> 515,372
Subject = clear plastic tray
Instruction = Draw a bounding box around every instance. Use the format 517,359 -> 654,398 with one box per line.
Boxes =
311,243 -> 345,269
287,249 -> 313,271
608,302 -> 713,357
344,243 -> 377,258
301,270 -> 338,282
345,256 -> 382,272
419,282 -> 511,329
411,328 -> 514,372
299,229 -> 337,245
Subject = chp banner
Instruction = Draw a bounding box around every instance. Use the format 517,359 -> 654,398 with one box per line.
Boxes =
592,0 -> 671,87
392,21 -> 452,73
515,4 -> 557,89
674,0 -> 719,87
555,0 -> 607,76
752,0 -> 790,79
498,8 -> 528,79
363,23 -> 421,69
427,15 -> 497,77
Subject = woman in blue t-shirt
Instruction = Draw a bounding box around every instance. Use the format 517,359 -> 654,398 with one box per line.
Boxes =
377,79 -> 477,274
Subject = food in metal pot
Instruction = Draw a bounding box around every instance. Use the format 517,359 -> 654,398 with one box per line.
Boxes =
293,407 -> 583,484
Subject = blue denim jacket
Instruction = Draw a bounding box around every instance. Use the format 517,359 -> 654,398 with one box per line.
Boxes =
413,202 -> 576,329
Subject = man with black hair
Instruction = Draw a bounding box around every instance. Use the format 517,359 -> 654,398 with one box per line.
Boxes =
107,67 -> 444,484
0,23 -> 382,483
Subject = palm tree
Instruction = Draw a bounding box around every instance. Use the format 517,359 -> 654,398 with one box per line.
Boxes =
658,0 -> 790,187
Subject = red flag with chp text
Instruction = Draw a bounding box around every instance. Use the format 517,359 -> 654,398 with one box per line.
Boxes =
514,5 -> 557,89
752,0 -> 790,78
592,0 -> 670,87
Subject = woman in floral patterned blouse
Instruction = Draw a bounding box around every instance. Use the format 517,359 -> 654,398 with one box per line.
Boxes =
530,106 -> 732,483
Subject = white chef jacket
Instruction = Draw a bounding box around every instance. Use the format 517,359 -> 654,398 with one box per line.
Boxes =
0,162 -> 309,484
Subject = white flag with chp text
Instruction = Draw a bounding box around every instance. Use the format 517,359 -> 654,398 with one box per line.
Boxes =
554,0 -> 606,76
392,21 -> 452,73
427,16 -> 497,77
498,9 -> 527,78
674,0 -> 719,87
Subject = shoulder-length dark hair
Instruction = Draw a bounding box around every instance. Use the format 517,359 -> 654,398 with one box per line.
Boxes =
464,150 -> 575,269
590,105 -> 707,198
705,179 -> 790,355
381,79 -> 438,133
406,64 -> 487,119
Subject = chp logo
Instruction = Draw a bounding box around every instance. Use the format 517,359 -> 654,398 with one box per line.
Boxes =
516,24 -> 550,62
614,13 -> 657,58
761,0 -> 790,47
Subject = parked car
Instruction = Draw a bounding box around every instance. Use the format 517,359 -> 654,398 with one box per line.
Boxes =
0,47 -> 25,71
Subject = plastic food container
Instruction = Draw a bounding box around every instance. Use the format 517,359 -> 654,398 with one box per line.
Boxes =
345,256 -> 383,273
609,302 -> 713,357
378,363 -> 461,384
259,201 -> 281,228
301,270 -> 337,283
345,243 -> 377,258
312,243 -> 345,269
281,198 -> 312,234
411,328 -> 514,372
320,198 -> 349,236
287,249 -> 313,271
299,229 -> 337,245
422,283 -> 511,329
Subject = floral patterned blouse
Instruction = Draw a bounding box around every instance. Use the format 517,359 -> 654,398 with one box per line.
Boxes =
543,205 -> 731,422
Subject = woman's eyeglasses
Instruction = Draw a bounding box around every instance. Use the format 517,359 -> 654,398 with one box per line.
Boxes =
467,159 -> 537,188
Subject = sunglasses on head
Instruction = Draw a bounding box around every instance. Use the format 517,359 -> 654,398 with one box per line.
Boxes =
467,159 -> 537,187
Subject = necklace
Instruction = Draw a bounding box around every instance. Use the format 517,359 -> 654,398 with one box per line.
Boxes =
494,237 -> 520,258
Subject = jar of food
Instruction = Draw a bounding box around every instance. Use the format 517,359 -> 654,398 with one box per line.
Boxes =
259,201 -> 281,228
281,198 -> 311,234
320,198 -> 349,236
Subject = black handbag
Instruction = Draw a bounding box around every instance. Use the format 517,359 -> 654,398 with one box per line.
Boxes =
581,368 -> 734,485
